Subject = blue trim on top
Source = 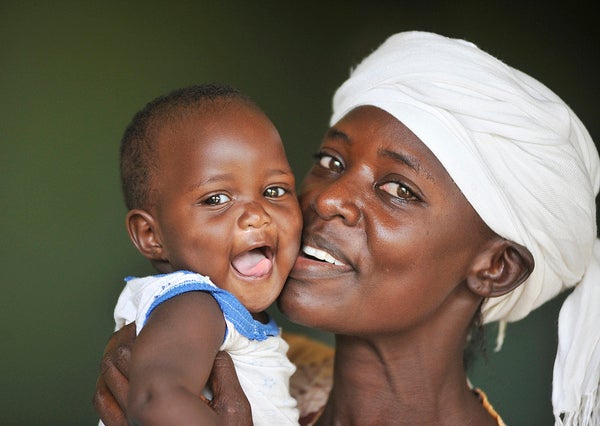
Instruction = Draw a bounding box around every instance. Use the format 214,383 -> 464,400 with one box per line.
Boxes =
141,270 -> 279,342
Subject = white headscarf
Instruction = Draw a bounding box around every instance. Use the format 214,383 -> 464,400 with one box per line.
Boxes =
331,31 -> 599,425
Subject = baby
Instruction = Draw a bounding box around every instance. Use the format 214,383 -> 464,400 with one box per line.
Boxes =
108,84 -> 302,425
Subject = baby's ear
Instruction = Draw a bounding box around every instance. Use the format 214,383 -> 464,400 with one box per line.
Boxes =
125,209 -> 166,262
466,237 -> 534,298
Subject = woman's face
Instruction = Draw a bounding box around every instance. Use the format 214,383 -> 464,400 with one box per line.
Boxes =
278,106 -> 493,335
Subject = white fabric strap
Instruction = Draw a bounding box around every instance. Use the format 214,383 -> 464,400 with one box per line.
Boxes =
553,239 -> 600,425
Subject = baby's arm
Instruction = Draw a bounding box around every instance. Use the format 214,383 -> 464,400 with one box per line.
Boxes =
126,291 -> 227,425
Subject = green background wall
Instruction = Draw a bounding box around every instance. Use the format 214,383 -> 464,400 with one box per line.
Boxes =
1,2 -> 597,424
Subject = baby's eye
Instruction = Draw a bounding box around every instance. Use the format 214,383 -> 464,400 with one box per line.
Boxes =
204,193 -> 232,205
264,186 -> 286,198
378,181 -> 416,201
317,153 -> 344,173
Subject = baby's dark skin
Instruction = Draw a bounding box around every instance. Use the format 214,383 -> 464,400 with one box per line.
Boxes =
97,87 -> 301,425
94,323 -> 252,425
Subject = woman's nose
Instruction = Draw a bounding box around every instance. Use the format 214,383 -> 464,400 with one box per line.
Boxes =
309,178 -> 361,226
238,201 -> 272,229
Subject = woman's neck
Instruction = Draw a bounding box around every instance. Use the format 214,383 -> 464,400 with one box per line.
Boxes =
316,326 -> 495,425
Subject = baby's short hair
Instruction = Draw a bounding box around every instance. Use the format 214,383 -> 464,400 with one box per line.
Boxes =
120,83 -> 253,210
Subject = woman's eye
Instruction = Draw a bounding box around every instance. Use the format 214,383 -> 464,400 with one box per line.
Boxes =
379,182 -> 416,201
317,154 -> 344,173
264,186 -> 286,198
204,194 -> 231,205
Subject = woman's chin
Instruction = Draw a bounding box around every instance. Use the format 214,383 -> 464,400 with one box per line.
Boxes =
277,281 -> 318,326
279,289 -> 341,336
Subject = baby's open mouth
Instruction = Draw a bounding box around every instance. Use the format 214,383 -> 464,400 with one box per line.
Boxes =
232,247 -> 273,277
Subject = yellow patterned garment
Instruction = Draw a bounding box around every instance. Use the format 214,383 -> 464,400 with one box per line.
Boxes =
284,333 -> 505,426
473,388 -> 506,426
284,333 -> 334,426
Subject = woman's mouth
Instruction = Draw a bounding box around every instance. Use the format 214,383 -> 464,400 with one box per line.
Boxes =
289,243 -> 353,279
302,245 -> 346,266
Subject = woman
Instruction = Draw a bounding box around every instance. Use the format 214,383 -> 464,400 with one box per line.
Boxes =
95,32 -> 600,425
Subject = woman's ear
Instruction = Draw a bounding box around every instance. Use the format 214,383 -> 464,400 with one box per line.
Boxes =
466,237 -> 534,298
125,209 -> 166,262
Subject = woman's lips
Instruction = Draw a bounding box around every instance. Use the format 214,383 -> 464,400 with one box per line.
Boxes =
290,244 -> 353,278
301,245 -> 346,266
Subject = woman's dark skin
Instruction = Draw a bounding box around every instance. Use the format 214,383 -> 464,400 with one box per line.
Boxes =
278,106 -> 533,425
95,106 -> 533,425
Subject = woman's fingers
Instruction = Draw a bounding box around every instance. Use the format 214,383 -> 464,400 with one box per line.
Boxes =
208,351 -> 252,426
92,323 -> 137,425
105,323 -> 136,378
93,376 -> 128,426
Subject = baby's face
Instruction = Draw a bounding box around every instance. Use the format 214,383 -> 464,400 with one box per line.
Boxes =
150,101 -> 302,313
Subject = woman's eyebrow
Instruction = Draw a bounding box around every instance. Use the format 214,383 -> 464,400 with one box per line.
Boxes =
379,148 -> 433,180
324,128 -> 351,144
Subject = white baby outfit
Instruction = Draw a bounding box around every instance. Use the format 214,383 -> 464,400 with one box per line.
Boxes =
113,270 -> 299,425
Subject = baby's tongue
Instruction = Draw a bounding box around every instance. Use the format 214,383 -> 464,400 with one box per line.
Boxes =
232,249 -> 272,277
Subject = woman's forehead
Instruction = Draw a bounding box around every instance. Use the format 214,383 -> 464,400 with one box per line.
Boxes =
327,105 -> 442,180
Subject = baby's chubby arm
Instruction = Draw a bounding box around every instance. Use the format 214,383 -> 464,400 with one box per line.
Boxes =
126,291 -> 227,425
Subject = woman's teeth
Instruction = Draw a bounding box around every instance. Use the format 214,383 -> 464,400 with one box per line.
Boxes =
302,245 -> 345,266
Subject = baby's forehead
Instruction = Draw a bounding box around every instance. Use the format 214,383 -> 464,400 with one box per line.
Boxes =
154,100 -> 282,156
153,99 -> 249,137
160,96 -> 252,125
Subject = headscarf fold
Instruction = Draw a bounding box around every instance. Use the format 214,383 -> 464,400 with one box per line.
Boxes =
331,31 -> 599,425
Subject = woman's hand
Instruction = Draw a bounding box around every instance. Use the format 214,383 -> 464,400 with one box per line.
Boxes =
93,322 -> 135,426
92,323 -> 252,426
207,351 -> 253,426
